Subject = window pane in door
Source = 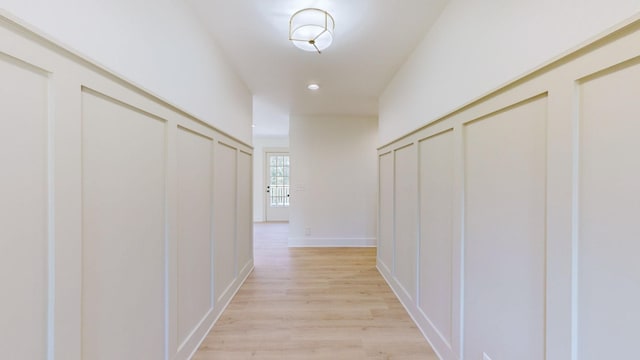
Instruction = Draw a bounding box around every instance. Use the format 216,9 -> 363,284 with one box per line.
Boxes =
268,154 -> 289,208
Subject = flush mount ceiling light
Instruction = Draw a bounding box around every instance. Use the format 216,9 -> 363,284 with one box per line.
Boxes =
307,83 -> 320,90
289,8 -> 335,54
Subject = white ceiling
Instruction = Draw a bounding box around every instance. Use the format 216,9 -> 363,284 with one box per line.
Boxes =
185,0 -> 450,137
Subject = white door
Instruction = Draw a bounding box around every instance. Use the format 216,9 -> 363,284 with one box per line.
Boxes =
265,152 -> 290,221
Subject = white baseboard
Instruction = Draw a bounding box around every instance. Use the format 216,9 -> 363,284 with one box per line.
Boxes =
288,237 -> 377,247
377,261 -> 449,360
185,260 -> 254,360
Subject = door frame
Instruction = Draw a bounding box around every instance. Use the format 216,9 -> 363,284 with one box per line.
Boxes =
263,148 -> 290,222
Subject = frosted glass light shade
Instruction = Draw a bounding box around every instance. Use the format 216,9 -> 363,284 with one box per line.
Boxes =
289,8 -> 335,53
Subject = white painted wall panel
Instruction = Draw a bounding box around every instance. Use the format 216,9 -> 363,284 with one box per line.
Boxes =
463,97 -> 547,360
0,15 -> 253,360
394,144 -> 418,299
237,151 -> 253,269
0,54 -> 48,360
81,90 -> 166,360
578,61 -> 640,360
213,142 -> 237,301
378,14 -> 640,360
378,152 -> 394,272
418,130 -> 454,346
176,127 -> 213,346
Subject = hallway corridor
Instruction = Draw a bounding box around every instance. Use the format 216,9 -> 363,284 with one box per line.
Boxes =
192,223 -> 437,359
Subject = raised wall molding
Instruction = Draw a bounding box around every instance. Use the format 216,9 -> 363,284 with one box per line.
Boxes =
0,13 -> 253,360
377,16 -> 640,360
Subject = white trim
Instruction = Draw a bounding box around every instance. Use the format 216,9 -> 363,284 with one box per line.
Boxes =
377,265 -> 445,360
185,262 -> 254,360
46,70 -> 56,360
288,237 -> 377,247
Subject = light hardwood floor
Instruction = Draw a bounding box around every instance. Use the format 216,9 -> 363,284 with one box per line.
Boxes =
193,223 -> 438,359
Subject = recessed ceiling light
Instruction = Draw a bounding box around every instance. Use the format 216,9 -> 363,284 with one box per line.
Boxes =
307,83 -> 320,90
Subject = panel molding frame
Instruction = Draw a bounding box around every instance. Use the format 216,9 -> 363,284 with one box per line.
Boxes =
416,127 -> 456,357
175,124 -> 215,355
213,140 -> 240,307
0,12 -> 254,360
0,50 -> 52,360
572,54 -> 640,360
462,94 -> 548,360
81,86 -> 169,360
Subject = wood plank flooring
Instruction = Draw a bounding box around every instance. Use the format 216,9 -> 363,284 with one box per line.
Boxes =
193,222 -> 438,360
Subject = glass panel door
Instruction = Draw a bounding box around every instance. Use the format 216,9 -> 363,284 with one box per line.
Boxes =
265,152 -> 289,221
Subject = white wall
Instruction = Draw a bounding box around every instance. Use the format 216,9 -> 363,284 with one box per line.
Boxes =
0,0 -> 253,144
0,13 -> 253,360
379,0 -> 640,145
252,136 -> 289,222
289,115 -> 377,247
377,11 -> 640,360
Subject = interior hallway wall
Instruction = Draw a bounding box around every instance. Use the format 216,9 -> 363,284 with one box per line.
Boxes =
289,115 -> 378,247
0,0 -> 253,143
377,4 -> 640,360
379,0 -> 640,145
253,136 -> 289,222
0,11 -> 253,360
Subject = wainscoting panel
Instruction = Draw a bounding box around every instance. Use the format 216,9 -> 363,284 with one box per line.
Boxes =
378,152 -> 394,274
0,14 -> 253,360
577,59 -> 640,360
213,142 -> 238,304
463,96 -> 547,360
377,15 -> 640,360
0,53 -> 49,360
418,130 -> 454,350
393,144 -> 418,301
81,89 -> 167,360
237,150 -> 254,273
177,126 -> 214,348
